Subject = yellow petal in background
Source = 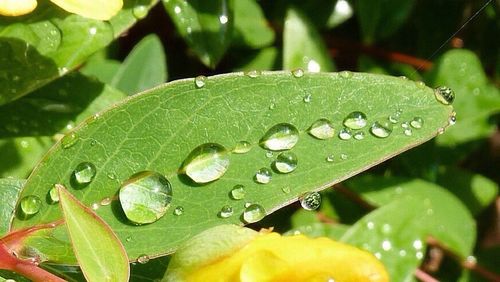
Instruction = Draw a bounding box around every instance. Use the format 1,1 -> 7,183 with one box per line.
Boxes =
0,0 -> 37,16
50,0 -> 123,20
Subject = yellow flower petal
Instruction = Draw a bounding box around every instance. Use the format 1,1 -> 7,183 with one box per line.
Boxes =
0,0 -> 37,16
49,0 -> 122,20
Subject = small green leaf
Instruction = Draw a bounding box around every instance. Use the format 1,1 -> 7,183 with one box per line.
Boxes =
283,8 -> 335,72
57,185 -> 129,282
163,0 -> 233,68
111,34 -> 168,95
0,178 -> 25,236
233,0 -> 274,48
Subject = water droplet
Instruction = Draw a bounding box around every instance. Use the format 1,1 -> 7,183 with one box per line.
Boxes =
245,70 -> 261,78
244,202 -> 252,208
399,250 -> 407,257
281,186 -> 291,194
49,184 -> 63,204
91,203 -> 99,210
274,152 -> 298,173
434,86 -> 455,105
20,196 -> 42,215
340,153 -> 348,160
388,114 -> 399,124
326,154 -> 335,162
292,68 -> 304,78
219,205 -> 233,218
339,71 -> 352,79
180,143 -> 230,183
126,236 -> 132,242
343,111 -> 368,129
73,162 -> 97,185
366,221 -> 375,229
415,81 -> 426,88
410,117 -> 423,129
303,93 -> 312,103
137,255 -> 150,264
437,127 -> 445,135
100,197 -> 112,206
401,122 -> 410,129
382,224 -> 392,234
232,141 -> 251,154
119,171 -> 173,225
300,192 -> 321,210
382,240 -> 392,251
230,185 -> 246,200
370,121 -> 393,138
194,75 -> 206,88
404,128 -> 412,136
242,204 -> 266,223
132,5 -> 148,19
308,119 -> 335,139
268,102 -> 276,110
416,251 -> 424,260
449,115 -> 456,125
338,128 -> 352,140
353,131 -> 365,140
107,172 -> 117,180
61,133 -> 78,149
413,239 -> 423,250
254,168 -> 272,184
90,139 -> 97,146
260,123 -> 299,151
173,206 -> 184,216
399,76 -> 408,80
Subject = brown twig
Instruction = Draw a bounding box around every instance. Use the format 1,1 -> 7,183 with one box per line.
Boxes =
415,268 -> 440,282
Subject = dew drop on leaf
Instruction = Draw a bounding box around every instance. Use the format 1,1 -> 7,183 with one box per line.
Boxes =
132,5 -> 148,19
410,117 -> 423,129
303,93 -> 312,103
100,197 -> 112,206
325,154 -> 335,162
338,128 -> 352,140
219,205 -> 233,218
173,206 -> 184,216
20,195 -> 42,216
137,254 -> 150,264
343,111 -> 368,129
49,184 -> 63,204
194,75 -> 206,88
61,133 -> 78,149
308,118 -> 335,139
434,86 -> 455,105
119,171 -> 173,225
339,71 -> 352,79
274,152 -> 298,173
245,70 -> 261,78
353,131 -> 365,140
254,168 -> 272,184
260,123 -> 299,151
73,162 -> 97,185
180,143 -> 230,183
292,68 -> 304,78
370,121 -> 393,138
230,185 -> 246,200
243,204 -> 266,223
281,186 -> 291,194
299,192 -> 321,210
232,141 -> 252,154
404,128 -> 412,136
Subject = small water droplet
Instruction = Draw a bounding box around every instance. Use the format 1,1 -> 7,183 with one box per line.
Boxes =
303,93 -> 312,103
381,240 -> 392,251
399,76 -> 408,80
308,119 -> 335,139
61,133 -> 78,149
90,139 -> 97,146
245,70 -> 261,78
132,5 -> 148,19
353,131 -> 365,140
265,151 -> 274,158
100,197 -> 112,206
401,122 -> 410,129
410,117 -> 423,129
300,192 -> 321,210
232,141 -> 252,154
449,115 -> 456,125
292,68 -> 304,78
325,154 -> 335,162
388,114 -> 399,124
269,102 -> 276,110
126,236 -> 132,242
173,206 -> 184,216
119,171 -> 172,225
281,186 -> 291,194
434,86 -> 455,105
230,185 -> 246,200
260,123 -> 299,151
49,184 -> 63,204
370,121 -> 393,138
107,172 -> 117,180
403,128 -> 412,136
340,153 -> 348,160
20,196 -> 42,216
416,251 -> 424,260
244,202 -> 252,208
399,250 -> 407,257
73,162 -> 97,185
343,111 -> 368,129
382,224 -> 392,234
415,81 -> 426,88
274,152 -> 298,173
181,143 -> 230,183
194,75 -> 206,88
219,205 -> 233,218
242,204 -> 266,223
413,239 -> 423,250
338,128 -> 352,140
254,168 -> 272,184
137,255 -> 150,264
91,203 -> 99,210
339,71 -> 352,79
366,221 -> 375,229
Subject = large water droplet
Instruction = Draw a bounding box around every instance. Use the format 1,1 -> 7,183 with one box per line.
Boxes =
219,205 -> 233,218
242,204 -> 266,223
434,86 -> 455,105
338,128 -> 352,140
73,162 -> 97,185
181,143 -> 230,183
300,192 -> 321,210
194,75 -> 206,88
274,152 -> 298,173
119,171 -> 173,225
254,168 -> 272,184
260,123 -> 299,151
20,195 -> 42,216
308,119 -> 335,139
292,68 -> 304,78
61,133 -> 78,149
370,121 -> 393,138
230,184 -> 246,200
343,111 -> 368,129
232,141 -> 251,154
410,117 -> 423,129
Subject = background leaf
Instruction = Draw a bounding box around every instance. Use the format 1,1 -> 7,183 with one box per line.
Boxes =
232,0 -> 274,49
0,179 -> 24,236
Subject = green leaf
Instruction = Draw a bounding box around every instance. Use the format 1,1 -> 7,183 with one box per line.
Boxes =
233,0 -> 274,48
81,59 -> 121,86
163,0 -> 234,68
0,178 -> 25,236
0,0 -> 158,105
11,72 -> 453,263
0,137 -> 53,178
57,185 -> 129,282
427,49 -> 500,146
355,0 -> 415,43
283,8 -> 335,72
342,176 -> 475,281
110,34 -> 168,95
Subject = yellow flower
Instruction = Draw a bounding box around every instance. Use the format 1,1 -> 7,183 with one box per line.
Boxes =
165,225 -> 389,282
0,0 -> 122,20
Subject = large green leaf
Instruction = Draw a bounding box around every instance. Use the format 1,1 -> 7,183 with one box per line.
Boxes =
283,7 -> 335,72
0,0 -> 158,105
163,0 -> 234,68
58,186 -> 129,282
342,176 -> 475,281
10,72 -> 453,264
0,179 -> 25,236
